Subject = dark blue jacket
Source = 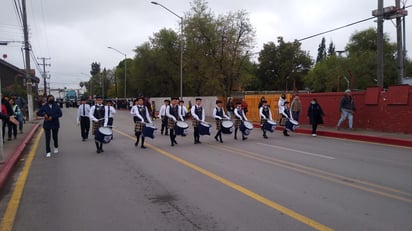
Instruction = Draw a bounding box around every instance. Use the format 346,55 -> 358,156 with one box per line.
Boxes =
37,103 -> 63,129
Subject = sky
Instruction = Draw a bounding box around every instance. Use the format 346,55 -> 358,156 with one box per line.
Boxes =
0,0 -> 411,90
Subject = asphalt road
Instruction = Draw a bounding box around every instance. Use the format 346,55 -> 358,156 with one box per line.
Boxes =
1,108 -> 411,231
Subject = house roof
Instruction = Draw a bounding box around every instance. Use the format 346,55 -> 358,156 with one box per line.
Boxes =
0,58 -> 40,83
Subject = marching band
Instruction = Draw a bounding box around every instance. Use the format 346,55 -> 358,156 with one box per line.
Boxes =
71,95 -> 299,156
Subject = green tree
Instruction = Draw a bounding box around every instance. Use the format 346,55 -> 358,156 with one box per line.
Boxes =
345,28 -> 397,88
304,28 -> 398,92
183,0 -> 255,97
327,41 -> 335,57
256,37 -> 312,91
316,37 -> 327,63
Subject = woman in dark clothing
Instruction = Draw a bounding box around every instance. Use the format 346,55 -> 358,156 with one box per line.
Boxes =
307,98 -> 325,137
2,97 -> 13,141
37,95 -> 63,157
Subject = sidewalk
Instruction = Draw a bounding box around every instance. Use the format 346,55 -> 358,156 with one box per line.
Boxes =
0,122 -> 40,189
253,122 -> 412,148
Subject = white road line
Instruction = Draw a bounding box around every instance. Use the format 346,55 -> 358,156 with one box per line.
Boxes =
258,142 -> 336,160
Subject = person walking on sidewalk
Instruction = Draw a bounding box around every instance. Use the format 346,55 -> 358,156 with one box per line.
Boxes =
307,98 -> 325,137
336,89 -> 356,130
291,95 -> 302,122
77,98 -> 91,141
37,95 -> 63,158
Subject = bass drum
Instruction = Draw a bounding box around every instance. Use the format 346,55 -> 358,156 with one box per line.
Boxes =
285,119 -> 299,132
142,123 -> 157,139
221,120 -> 233,134
199,122 -> 212,136
263,120 -> 276,132
240,121 -> 253,136
95,127 -> 113,143
175,121 -> 189,136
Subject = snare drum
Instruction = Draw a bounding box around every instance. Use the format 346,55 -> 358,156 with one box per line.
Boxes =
263,120 -> 276,132
142,123 -> 157,139
95,127 -> 113,143
199,122 -> 212,136
240,121 -> 253,136
175,121 -> 189,136
285,119 -> 299,132
221,120 -> 233,134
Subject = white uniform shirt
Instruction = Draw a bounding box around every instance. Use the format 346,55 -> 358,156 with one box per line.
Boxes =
166,104 -> 184,122
234,107 -> 248,121
89,104 -> 108,124
259,106 -> 273,120
134,105 -> 152,124
191,104 -> 205,122
212,106 -> 230,120
77,103 -> 91,123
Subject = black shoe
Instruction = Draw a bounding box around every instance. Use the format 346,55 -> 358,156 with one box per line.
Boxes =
100,149 -> 104,152
234,136 -> 237,140
198,141 -> 201,144
97,149 -> 101,153
174,140 -> 178,145
165,133 -> 169,136
214,136 -> 219,142
220,140 -> 223,143
141,146 -> 147,149
135,141 -> 138,147
14,136 -> 17,139
242,137 -> 248,141
283,131 -> 290,136
7,138 -> 11,141
263,135 -> 268,139
171,143 -> 174,146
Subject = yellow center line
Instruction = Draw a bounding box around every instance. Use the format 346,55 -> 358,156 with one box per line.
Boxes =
0,129 -> 44,231
115,129 -> 334,231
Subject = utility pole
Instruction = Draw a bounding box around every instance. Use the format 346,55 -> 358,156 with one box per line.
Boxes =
22,0 -> 34,121
376,0 -> 384,88
396,0 -> 404,83
38,57 -> 51,95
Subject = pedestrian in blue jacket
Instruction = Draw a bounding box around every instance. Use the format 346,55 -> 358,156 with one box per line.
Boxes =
37,95 -> 63,157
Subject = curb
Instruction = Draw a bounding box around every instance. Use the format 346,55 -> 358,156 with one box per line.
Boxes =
252,123 -> 412,148
0,123 -> 41,190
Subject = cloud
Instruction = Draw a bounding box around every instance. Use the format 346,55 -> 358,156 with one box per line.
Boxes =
0,0 -> 410,89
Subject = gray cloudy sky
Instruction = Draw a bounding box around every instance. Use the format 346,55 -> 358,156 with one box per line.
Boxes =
0,0 -> 410,90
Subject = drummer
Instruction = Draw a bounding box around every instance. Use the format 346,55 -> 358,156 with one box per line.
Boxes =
281,101 -> 292,136
191,98 -> 205,144
166,97 -> 184,146
234,101 -> 249,141
89,96 -> 108,153
213,100 -> 230,143
133,97 -> 152,149
104,99 -> 116,140
259,99 -> 272,139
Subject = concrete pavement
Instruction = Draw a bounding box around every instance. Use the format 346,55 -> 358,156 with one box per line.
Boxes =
0,122 -> 40,190
0,115 -> 410,191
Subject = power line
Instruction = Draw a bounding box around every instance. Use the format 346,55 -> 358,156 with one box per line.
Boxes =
298,17 -> 375,42
298,4 -> 411,42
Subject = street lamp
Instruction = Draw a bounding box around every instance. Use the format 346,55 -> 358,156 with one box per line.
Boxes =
107,46 -> 127,98
151,1 -> 183,99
